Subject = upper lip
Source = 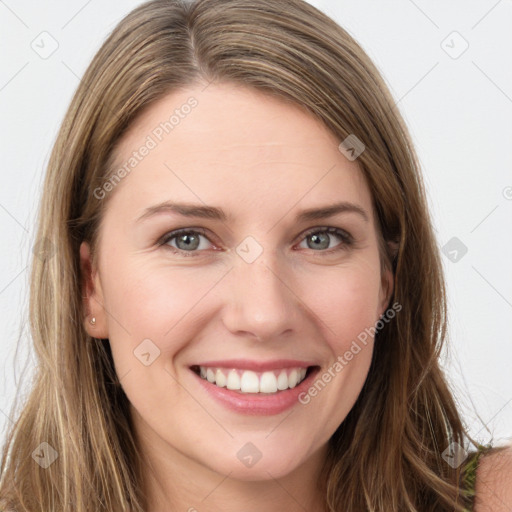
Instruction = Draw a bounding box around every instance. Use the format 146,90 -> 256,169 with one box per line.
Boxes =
191,359 -> 317,372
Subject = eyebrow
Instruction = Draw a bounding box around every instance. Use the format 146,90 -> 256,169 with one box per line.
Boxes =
136,200 -> 369,224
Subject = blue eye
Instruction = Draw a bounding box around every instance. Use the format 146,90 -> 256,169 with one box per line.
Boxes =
160,228 -> 213,255
159,226 -> 353,256
298,227 -> 353,252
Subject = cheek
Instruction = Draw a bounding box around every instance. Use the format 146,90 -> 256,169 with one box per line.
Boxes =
99,261 -> 218,420
295,264 -> 380,435
102,248 -> 382,371
96,246 -> 383,476
299,261 -> 382,349
100,257 -> 227,363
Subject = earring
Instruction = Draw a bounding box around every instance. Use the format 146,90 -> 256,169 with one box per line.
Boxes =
90,317 -> 96,326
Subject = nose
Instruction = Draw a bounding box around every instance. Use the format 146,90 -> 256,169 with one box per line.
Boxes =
221,250 -> 302,342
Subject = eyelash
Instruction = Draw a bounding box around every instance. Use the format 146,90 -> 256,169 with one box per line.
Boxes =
157,226 -> 354,257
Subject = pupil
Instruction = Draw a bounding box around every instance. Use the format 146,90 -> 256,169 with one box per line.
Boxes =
310,233 -> 329,250
178,233 -> 199,250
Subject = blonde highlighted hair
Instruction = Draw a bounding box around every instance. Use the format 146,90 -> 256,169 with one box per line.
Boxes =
0,0 -> 495,510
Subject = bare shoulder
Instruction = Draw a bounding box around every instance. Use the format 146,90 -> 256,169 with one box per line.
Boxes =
474,444 -> 512,511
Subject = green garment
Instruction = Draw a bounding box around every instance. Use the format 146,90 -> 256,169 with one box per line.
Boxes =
461,443 -> 492,511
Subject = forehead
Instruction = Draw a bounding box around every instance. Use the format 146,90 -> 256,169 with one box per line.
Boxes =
106,82 -> 373,222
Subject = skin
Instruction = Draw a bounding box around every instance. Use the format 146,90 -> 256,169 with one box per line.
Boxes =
475,447 -> 512,511
81,82 -> 394,512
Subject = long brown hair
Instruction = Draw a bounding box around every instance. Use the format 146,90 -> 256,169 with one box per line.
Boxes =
0,0 -> 494,510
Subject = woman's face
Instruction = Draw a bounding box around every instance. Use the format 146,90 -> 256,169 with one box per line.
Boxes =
81,82 -> 393,483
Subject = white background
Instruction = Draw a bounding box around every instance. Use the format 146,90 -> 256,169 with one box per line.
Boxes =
1,0 -> 511,450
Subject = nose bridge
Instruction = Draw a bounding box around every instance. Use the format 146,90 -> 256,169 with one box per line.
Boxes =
222,244 -> 298,340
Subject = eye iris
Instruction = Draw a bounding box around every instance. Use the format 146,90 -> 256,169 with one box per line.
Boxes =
308,232 -> 330,250
176,233 -> 200,251
169,230 -> 341,253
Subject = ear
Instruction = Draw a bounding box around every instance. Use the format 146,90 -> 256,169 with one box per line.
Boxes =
80,241 -> 108,338
377,239 -> 398,316
378,264 -> 394,318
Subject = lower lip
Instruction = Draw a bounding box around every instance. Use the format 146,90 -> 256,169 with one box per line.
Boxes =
191,367 -> 319,416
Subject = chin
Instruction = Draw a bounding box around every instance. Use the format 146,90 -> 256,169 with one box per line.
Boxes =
196,436 -> 315,482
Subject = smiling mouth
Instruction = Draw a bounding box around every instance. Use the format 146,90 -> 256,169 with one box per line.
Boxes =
190,365 -> 317,394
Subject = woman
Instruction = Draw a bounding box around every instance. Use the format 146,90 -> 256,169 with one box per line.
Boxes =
0,0 -> 510,510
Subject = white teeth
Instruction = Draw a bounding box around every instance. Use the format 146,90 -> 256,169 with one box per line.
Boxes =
260,371 -> 278,393
277,370 -> 288,390
226,369 -> 241,390
215,368 -> 227,387
240,371 -> 260,393
196,366 -> 309,393
288,369 -> 298,388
